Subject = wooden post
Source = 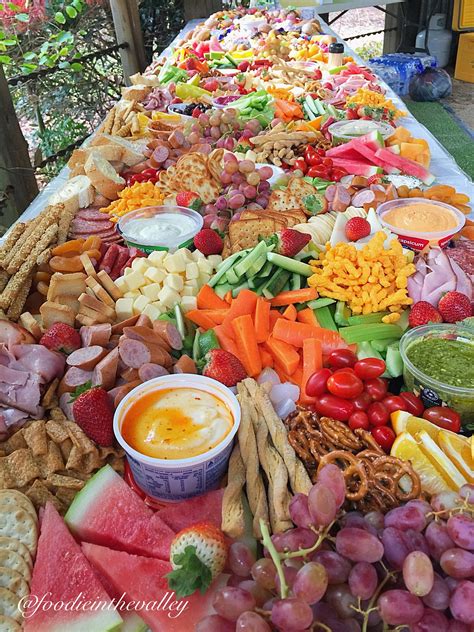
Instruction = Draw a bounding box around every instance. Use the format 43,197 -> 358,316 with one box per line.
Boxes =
184,0 -> 222,21
0,65 -> 38,232
110,0 -> 147,85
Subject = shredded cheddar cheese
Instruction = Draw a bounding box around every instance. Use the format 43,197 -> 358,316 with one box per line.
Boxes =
100,181 -> 165,222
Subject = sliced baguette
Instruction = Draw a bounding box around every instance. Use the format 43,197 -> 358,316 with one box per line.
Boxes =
48,272 -> 87,301
121,84 -> 152,101
84,153 -> 125,200
90,135 -> 146,166
40,301 -> 75,329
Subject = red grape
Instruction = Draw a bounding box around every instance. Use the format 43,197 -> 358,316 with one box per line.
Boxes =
377,589 -> 424,625
403,551 -> 434,596
336,527 -> 384,563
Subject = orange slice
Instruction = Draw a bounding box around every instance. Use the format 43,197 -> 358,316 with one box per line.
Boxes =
416,430 -> 468,490
438,431 -> 474,484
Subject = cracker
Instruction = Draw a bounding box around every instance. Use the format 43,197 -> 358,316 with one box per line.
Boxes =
0,508 -> 37,556
0,550 -> 31,582
35,440 -> 64,478
0,491 -> 36,522
64,421 -> 95,455
26,479 -> 63,514
0,538 -> 32,567
46,473 -> 85,490
0,588 -> 21,623
0,433 -> 27,456
0,450 -> 40,489
23,421 -> 48,457
0,613 -> 21,630
0,567 -> 28,599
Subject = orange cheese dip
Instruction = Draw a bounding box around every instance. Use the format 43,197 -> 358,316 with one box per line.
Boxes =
121,387 -> 234,460
384,202 -> 458,233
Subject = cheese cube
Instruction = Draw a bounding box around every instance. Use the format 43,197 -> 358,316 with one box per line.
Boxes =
199,273 -> 211,285
185,262 -> 199,280
164,252 -> 186,273
141,283 -> 162,300
152,301 -> 165,313
147,250 -> 167,266
180,296 -> 197,312
115,297 -> 134,321
158,286 -> 181,308
131,258 -> 150,274
133,295 -> 151,314
179,248 -> 194,262
142,302 -> 161,320
197,259 -> 213,275
184,279 -> 199,292
182,286 -> 196,297
192,249 -> 205,261
144,267 -> 166,284
123,270 -> 145,291
124,290 -> 141,299
207,255 -> 222,269
123,267 -> 133,276
115,277 -> 128,292
165,274 -> 184,292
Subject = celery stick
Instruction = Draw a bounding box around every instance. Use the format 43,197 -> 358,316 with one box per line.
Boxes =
307,298 -> 336,309
386,343 -> 403,377
192,330 -> 201,363
174,305 -> 186,340
335,301 -> 351,327
262,269 -> 290,299
371,338 -> 399,353
314,306 -> 338,331
226,266 -> 242,285
258,260 -> 274,278
267,252 -> 312,276
339,324 -> 403,344
347,312 -> 389,326
231,279 -> 250,298
213,282 -> 232,299
208,251 -> 246,288
397,309 -> 410,332
291,273 -> 301,291
357,341 -> 383,361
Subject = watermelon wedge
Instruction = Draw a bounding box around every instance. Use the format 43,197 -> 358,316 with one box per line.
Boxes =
358,130 -> 385,152
330,158 -> 383,177
25,503 -> 123,632
351,140 -> 400,174
83,542 -> 229,632
65,465 -> 175,560
154,488 -> 224,532
375,148 -> 435,184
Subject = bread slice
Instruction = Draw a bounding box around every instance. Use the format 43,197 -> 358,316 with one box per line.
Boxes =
40,301 -> 75,329
55,294 -> 80,313
84,153 -> 125,200
48,175 -> 94,214
19,312 -> 43,339
121,84 -> 152,101
91,135 -> 146,167
48,272 -> 87,301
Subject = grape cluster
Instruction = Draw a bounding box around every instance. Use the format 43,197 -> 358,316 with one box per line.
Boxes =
187,108 -> 262,153
196,469 -> 474,632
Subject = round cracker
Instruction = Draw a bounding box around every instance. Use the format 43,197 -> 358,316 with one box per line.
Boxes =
0,538 -> 32,567
0,614 -> 21,631
0,508 -> 37,557
0,588 -> 21,623
0,551 -> 30,583
0,568 -> 28,599
0,491 -> 37,522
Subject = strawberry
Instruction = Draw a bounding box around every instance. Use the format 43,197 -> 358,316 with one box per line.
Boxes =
166,522 -> 227,597
176,191 -> 202,211
266,228 -> 311,257
438,291 -> 472,323
345,217 -> 371,241
408,301 -> 443,328
39,323 -> 81,354
367,174 -> 383,185
194,228 -> 223,255
70,384 -> 114,446
202,349 -> 247,387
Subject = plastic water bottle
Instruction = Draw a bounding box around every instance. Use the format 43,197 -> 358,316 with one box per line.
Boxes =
369,62 -> 400,93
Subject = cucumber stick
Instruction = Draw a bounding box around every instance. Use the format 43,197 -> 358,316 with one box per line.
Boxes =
291,273 -> 301,291
234,241 -> 269,278
386,343 -> 403,377
307,298 -> 336,309
371,338 -> 399,353
267,252 -> 312,277
213,282 -> 232,299
340,323 -> 403,344
357,341 -> 384,361
262,268 -> 290,299
208,251 -> 248,288
314,306 -> 338,331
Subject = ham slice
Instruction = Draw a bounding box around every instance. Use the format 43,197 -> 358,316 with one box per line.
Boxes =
10,345 -> 65,383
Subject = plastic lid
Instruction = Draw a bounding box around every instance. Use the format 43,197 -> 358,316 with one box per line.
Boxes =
329,43 -> 344,54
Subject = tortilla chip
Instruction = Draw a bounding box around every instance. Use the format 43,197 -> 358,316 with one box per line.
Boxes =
23,421 -> 48,457
64,421 -> 95,454
45,419 -> 69,444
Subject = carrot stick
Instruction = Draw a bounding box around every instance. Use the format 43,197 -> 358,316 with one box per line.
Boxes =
231,314 -> 262,377
282,304 -> 297,321
254,298 -> 271,344
221,289 -> 259,336
269,311 -> 282,331
270,288 -> 318,307
185,310 -> 216,330
264,336 -> 300,375
214,325 -> 240,358
300,338 -> 322,405
272,319 -> 347,353
224,291 -> 232,305
196,309 -> 228,324
297,308 -> 319,327
259,346 -> 274,368
196,285 -> 229,310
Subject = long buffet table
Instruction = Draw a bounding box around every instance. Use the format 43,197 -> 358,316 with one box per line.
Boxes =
5,11 -> 473,239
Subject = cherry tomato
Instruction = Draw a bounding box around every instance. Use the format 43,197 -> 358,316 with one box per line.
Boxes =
316,148 -> 326,157
382,395 -> 407,415
354,358 -> 386,380
422,406 -> 461,433
313,394 -> 354,422
332,367 -> 356,375
367,401 -> 389,427
351,392 -> 372,411
371,426 -> 396,452
322,157 -> 333,168
331,167 -> 347,182
399,392 -> 424,417
307,165 -> 329,179
327,371 -> 364,399
364,377 -> 388,402
304,146 -> 321,166
305,368 -> 331,397
327,349 -> 357,369
348,411 -> 370,431
142,168 -> 158,177
293,158 -> 308,174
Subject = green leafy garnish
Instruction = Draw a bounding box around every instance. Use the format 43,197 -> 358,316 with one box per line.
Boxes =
69,381 -> 92,403
303,193 -> 325,215
166,546 -> 212,597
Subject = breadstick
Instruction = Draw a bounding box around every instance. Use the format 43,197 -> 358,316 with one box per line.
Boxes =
7,275 -> 32,321
0,270 -> 9,293
116,122 -> 132,138
1,219 -> 36,268
7,206 -> 59,274
112,113 -> 123,135
0,223 -> 26,267
103,108 -> 115,135
57,207 -> 75,245
221,444 -> 246,538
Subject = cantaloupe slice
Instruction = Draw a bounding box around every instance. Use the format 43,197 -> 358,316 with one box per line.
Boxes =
400,142 -> 425,161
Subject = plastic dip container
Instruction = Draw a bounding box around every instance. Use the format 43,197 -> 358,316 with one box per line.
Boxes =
377,198 -> 465,251
328,120 -> 394,145
114,374 -> 241,502
117,205 -> 203,254
400,324 -> 474,424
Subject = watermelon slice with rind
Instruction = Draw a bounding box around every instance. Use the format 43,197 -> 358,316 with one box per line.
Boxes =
154,488 -> 224,532
83,542 -> 229,632
65,465 -> 175,560
330,158 -> 383,177
375,148 -> 435,185
24,503 -> 123,632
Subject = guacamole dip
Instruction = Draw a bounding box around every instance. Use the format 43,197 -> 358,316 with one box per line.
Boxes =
406,337 -> 474,388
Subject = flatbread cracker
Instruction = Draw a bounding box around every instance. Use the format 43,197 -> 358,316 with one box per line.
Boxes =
0,508 -> 38,557
0,614 -> 21,631
0,588 -> 21,623
0,567 -> 28,599
0,491 -> 37,522
0,551 -> 31,582
0,538 -> 32,567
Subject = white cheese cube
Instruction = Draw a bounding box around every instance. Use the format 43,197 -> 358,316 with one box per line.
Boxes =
123,267 -> 133,276
147,250 -> 167,266
192,249 -> 205,261
158,286 -> 181,308
131,258 -> 150,274
207,255 -> 222,269
165,251 -> 186,273
115,298 -> 134,321
180,248 -> 194,261
198,259 -> 213,275
182,286 -> 196,297
180,296 -> 197,312
133,295 -> 151,314
141,283 -> 162,300
123,270 -> 145,291
142,302 -> 161,321
152,301 -> 165,313
114,277 -> 128,292
184,279 -> 199,292
165,274 -> 184,292
185,262 -> 200,280
198,273 -> 211,285
124,290 -> 141,299
144,267 -> 166,284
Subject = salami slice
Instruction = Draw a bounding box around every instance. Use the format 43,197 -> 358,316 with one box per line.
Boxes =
76,208 -> 107,221
71,218 -> 114,233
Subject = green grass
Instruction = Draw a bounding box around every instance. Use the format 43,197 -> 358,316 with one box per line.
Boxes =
403,100 -> 474,179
